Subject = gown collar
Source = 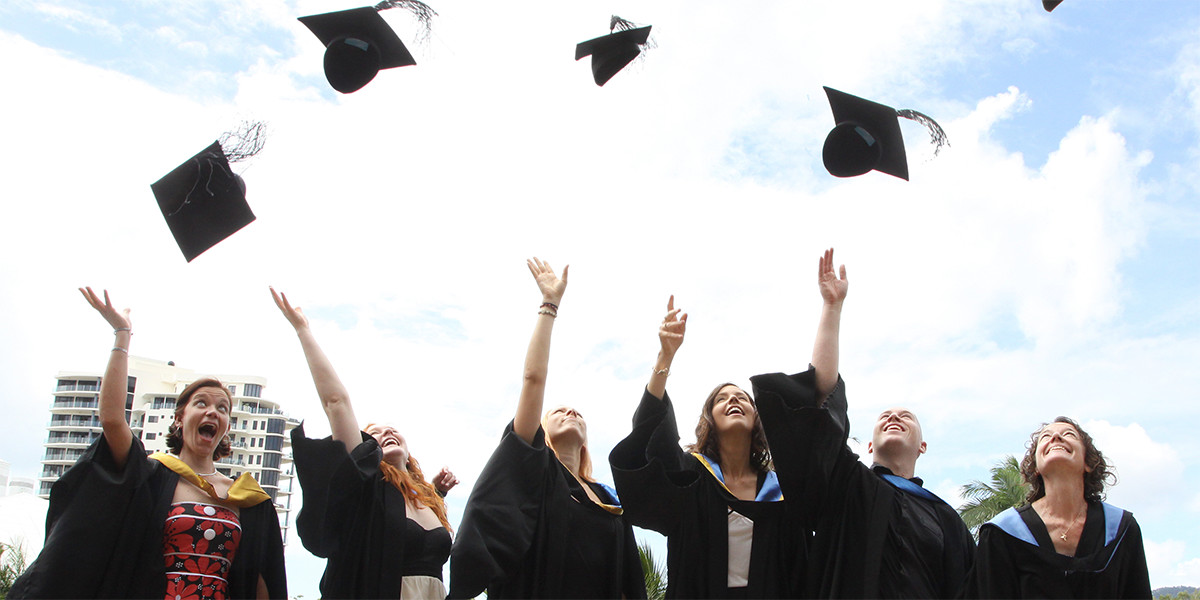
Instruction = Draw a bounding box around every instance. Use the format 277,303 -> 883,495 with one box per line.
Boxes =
691,453 -> 782,502
149,452 -> 271,508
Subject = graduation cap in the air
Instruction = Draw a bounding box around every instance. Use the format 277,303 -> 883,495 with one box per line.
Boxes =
299,1 -> 435,94
575,16 -> 652,86
821,86 -> 948,181
1043,0 -> 1064,11
151,124 -> 265,262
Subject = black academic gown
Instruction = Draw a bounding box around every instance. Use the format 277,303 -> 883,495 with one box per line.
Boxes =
751,369 -> 975,599
448,422 -> 646,599
967,502 -> 1152,598
291,424 -> 450,599
609,388 -> 805,599
10,435 -> 286,599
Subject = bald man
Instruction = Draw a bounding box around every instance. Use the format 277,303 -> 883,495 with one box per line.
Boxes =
751,250 -> 974,598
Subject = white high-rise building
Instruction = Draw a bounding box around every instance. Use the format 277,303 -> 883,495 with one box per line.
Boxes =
39,356 -> 299,542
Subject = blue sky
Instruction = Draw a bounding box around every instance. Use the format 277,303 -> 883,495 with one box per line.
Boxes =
0,0 -> 1198,596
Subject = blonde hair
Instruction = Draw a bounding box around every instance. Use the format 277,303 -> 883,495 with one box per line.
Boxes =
365,424 -> 452,532
541,409 -> 595,483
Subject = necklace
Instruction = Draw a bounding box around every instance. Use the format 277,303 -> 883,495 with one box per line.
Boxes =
194,468 -> 218,477
1058,504 -> 1087,542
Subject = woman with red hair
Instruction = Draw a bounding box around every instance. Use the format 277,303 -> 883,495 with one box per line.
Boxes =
272,288 -> 458,599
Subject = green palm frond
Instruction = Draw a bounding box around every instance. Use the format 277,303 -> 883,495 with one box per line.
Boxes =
638,540 -> 668,600
958,455 -> 1029,540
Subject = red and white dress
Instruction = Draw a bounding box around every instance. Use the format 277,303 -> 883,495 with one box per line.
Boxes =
163,502 -> 242,600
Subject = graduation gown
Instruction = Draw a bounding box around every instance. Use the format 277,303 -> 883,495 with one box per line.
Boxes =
751,368 -> 975,599
10,435 -> 286,599
609,388 -> 805,599
448,422 -> 646,599
967,501 -> 1152,598
291,424 -> 451,599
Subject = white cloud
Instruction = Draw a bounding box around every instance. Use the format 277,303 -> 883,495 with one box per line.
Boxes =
1145,538 -> 1188,589
1085,421 -> 1185,515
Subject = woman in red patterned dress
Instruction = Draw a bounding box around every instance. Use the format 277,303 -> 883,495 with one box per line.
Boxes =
10,289 -> 286,599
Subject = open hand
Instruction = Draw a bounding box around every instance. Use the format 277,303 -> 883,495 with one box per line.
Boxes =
270,287 -> 310,331
659,295 -> 687,357
818,248 -> 849,305
79,287 -> 131,332
433,466 -> 460,495
527,257 -> 568,305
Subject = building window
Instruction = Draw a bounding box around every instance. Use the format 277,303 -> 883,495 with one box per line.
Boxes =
264,437 -> 282,452
256,455 -> 262,465
243,383 -> 262,398
148,415 -> 159,423
227,385 -> 237,397
145,432 -> 156,440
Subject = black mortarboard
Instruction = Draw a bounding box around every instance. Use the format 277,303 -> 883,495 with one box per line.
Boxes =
821,86 -> 948,181
1043,0 -> 1064,11
299,6 -> 416,93
575,23 -> 652,86
151,141 -> 256,262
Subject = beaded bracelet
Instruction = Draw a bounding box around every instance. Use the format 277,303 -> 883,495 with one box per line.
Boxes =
538,308 -> 557,318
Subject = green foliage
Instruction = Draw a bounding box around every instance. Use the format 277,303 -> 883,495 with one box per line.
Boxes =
0,539 -> 30,600
1152,587 -> 1200,600
958,455 -> 1030,540
638,540 -> 667,600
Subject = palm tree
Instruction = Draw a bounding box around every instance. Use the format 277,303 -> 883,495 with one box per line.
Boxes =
958,455 -> 1030,540
638,540 -> 667,600
0,539 -> 29,599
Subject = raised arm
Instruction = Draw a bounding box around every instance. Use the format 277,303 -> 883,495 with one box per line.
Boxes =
513,257 -> 567,444
79,287 -> 134,469
812,248 -> 848,398
271,287 -> 361,453
646,295 -> 686,400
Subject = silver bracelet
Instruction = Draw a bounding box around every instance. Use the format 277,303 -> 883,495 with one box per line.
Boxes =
111,346 -> 129,353
113,328 -> 132,335
654,366 -> 670,377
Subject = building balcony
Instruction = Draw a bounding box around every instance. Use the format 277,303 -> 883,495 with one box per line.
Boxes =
50,398 -> 99,411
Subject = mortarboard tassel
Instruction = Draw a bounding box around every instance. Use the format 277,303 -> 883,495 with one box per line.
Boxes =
374,0 -> 437,43
896,109 -> 949,156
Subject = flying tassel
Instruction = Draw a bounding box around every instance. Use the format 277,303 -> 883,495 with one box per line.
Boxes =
218,120 -> 267,164
896,109 -> 949,156
375,0 -> 437,42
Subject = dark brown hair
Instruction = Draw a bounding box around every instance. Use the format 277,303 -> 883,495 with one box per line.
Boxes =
684,382 -> 772,473
1019,416 -> 1114,504
165,377 -> 233,460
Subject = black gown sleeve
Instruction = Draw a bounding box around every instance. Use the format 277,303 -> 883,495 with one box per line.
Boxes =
448,422 -> 553,599
609,388 -> 702,535
291,423 -> 390,558
10,434 -> 173,599
750,367 -> 848,524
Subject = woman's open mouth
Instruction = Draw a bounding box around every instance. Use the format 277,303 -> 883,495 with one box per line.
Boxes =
198,423 -> 218,442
